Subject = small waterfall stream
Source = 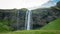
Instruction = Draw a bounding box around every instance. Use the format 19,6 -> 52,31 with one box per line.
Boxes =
17,10 -> 20,30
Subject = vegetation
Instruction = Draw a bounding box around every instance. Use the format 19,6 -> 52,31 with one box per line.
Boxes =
41,18 -> 60,30
0,30 -> 60,34
0,20 -> 13,32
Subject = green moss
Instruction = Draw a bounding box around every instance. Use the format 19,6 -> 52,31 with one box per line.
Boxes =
0,20 -> 13,32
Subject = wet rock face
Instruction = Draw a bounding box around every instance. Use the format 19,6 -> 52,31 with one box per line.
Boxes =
32,24 -> 44,29
31,8 -> 60,29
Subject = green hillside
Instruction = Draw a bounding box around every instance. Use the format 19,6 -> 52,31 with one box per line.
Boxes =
41,18 -> 60,30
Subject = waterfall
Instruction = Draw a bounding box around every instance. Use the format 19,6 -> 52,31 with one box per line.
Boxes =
17,10 -> 20,30
25,10 -> 32,30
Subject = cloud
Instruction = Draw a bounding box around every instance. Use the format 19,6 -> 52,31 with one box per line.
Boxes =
0,0 -> 49,9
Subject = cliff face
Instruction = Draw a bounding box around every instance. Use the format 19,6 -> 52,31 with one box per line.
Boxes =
32,8 -> 60,24
0,7 -> 60,30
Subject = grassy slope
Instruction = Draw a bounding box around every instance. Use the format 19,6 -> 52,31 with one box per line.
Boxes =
41,18 -> 60,30
0,18 -> 60,34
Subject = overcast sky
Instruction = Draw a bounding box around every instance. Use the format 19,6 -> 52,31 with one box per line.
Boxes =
0,0 -> 50,9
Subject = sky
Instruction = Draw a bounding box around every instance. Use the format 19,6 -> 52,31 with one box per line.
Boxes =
0,0 -> 60,10
51,0 -> 60,3
41,0 -> 60,8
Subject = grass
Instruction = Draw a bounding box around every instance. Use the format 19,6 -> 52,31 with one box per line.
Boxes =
0,18 -> 60,34
41,18 -> 60,30
0,30 -> 60,34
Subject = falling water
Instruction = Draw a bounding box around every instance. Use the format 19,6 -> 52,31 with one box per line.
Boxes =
25,10 -> 32,30
17,10 -> 20,30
